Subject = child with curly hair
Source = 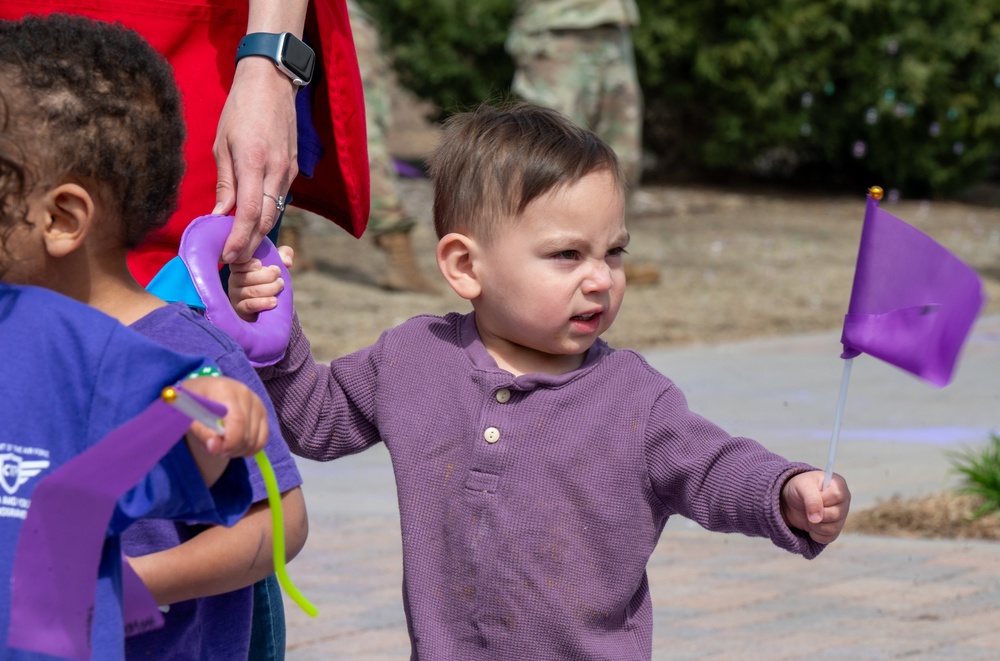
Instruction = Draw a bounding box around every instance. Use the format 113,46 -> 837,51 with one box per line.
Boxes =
0,13 -> 307,659
0,79 -> 269,660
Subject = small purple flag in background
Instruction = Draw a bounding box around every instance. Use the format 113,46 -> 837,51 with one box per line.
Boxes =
840,189 -> 986,387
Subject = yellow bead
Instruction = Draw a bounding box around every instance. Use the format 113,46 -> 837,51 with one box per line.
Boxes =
161,386 -> 177,403
869,186 -> 884,200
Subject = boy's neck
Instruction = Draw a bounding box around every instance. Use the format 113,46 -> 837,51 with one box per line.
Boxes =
488,348 -> 587,378
52,244 -> 166,326
479,329 -> 588,377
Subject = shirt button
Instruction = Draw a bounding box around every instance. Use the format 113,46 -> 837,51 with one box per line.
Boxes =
483,427 -> 500,444
495,388 -> 511,403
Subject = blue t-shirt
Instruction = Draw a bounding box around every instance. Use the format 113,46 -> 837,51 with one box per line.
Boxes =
0,284 -> 252,660
123,303 -> 302,661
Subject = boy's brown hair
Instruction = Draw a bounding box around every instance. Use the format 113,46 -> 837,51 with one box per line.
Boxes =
427,102 -> 627,242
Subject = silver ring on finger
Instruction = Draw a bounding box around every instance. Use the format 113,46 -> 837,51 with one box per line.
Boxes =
263,192 -> 286,212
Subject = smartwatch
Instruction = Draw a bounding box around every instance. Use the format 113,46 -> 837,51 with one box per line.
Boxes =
236,32 -> 315,86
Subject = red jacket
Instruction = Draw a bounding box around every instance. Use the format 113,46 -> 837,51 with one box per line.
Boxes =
2,0 -> 370,284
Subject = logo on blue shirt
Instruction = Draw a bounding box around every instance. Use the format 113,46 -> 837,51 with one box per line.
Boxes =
0,452 -> 50,495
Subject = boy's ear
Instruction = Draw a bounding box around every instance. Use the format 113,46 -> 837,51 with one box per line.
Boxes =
436,232 -> 482,300
40,183 -> 94,258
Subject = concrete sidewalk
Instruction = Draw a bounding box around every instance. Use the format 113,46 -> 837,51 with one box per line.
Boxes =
282,315 -> 1000,660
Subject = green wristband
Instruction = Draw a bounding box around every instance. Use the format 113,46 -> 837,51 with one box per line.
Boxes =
186,365 -> 222,380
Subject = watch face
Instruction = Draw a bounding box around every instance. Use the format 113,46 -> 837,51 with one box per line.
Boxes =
281,35 -> 315,82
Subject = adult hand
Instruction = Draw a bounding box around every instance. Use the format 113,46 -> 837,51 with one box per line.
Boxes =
212,56 -> 299,264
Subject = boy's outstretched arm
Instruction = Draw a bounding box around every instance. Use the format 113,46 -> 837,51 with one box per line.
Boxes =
126,486 -> 308,605
780,471 -> 851,545
180,375 -> 269,485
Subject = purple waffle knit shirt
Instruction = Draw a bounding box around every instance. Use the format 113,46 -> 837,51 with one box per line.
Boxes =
260,311 -> 824,660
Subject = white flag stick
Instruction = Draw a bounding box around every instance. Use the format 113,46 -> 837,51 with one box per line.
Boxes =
161,386 -> 225,435
822,357 -> 854,490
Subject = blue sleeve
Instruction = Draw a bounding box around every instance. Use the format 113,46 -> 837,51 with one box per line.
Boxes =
91,324 -> 253,533
89,323 -> 208,443
109,443 -> 252,534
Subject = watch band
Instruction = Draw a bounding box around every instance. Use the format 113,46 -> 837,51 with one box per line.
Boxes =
236,32 -> 315,86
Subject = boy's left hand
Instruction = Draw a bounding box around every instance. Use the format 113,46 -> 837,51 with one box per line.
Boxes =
780,471 -> 851,545
227,245 -> 294,321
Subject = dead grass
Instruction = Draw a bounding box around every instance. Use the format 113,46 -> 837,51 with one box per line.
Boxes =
847,492 -> 1000,541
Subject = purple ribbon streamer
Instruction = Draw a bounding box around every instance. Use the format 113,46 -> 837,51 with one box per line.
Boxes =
7,398 -> 193,659
121,558 -> 165,638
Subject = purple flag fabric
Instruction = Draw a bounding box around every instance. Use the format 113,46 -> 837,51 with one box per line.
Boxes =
840,193 -> 986,387
6,395 -> 208,660
121,557 -> 166,638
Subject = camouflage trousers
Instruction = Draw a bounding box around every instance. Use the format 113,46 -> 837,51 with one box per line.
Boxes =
507,25 -> 643,187
350,3 -> 414,236
283,6 -> 413,239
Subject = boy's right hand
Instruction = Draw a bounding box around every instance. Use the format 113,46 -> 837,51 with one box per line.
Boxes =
780,470 -> 851,545
227,245 -> 294,321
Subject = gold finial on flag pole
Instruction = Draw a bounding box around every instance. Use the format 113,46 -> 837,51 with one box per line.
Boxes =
161,386 -> 223,434
868,185 -> 884,200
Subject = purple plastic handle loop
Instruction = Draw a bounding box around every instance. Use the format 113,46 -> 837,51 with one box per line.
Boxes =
179,215 -> 293,367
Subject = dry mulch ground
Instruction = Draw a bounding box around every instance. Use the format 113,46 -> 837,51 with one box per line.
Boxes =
846,493 -> 1000,541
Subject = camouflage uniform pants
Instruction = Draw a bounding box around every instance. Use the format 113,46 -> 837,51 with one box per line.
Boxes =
507,25 -> 643,187
284,8 -> 413,244
349,4 -> 414,236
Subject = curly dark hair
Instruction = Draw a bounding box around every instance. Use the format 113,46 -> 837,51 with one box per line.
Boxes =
0,91 -> 29,268
0,13 -> 186,248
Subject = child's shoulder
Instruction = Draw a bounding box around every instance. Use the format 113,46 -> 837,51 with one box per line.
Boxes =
400,310 -> 466,326
598,341 -> 665,372
358,311 -> 470,360
379,311 -> 468,339
1,284 -> 145,358
132,302 -> 242,358
593,342 -> 677,390
2,283 -> 116,327
131,302 -> 271,388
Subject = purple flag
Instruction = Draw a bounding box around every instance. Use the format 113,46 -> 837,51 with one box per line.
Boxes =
840,191 -> 986,387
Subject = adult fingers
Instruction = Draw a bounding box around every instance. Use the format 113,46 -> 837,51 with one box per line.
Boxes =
213,146 -> 237,217
223,164 -> 270,263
